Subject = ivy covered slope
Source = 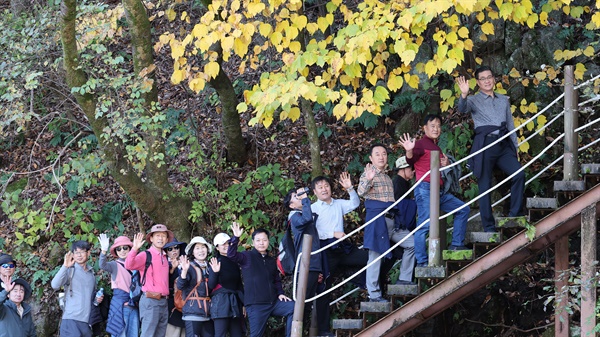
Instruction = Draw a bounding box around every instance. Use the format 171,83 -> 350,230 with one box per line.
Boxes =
1,0 -> 599,336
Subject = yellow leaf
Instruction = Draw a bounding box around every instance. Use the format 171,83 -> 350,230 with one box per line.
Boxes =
171,68 -> 185,84
405,74 -> 419,89
519,141 -> 530,153
526,121 -> 535,131
289,41 -> 301,53
425,60 -> 437,77
234,37 -> 249,56
221,36 -> 234,52
540,11 -> 549,25
270,32 -> 283,46
189,77 -> 206,93
583,45 -> 595,57
333,103 -> 347,119
526,13 -> 538,28
259,23 -> 272,37
166,8 -> 176,22
287,107 -> 301,121
204,61 -> 220,79
292,15 -> 307,29
481,22 -> 495,35
387,73 -> 403,91
171,41 -> 185,59
529,103 -> 538,113
237,102 -> 248,113
574,63 -> 586,80
247,2 -> 265,16
509,68 -> 520,78
306,23 -> 319,34
317,17 -> 329,32
476,12 -> 485,22
231,0 -> 240,12
535,71 -> 547,81
457,27 -> 469,38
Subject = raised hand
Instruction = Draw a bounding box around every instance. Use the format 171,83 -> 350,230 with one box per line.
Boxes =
338,172 -> 353,190
63,251 -> 75,268
364,163 -> 376,181
398,133 -> 415,153
132,233 -> 145,251
98,233 -> 110,253
231,222 -> 243,238
0,274 -> 13,292
456,76 -> 470,97
440,153 -> 449,167
179,255 -> 190,273
209,257 -> 221,273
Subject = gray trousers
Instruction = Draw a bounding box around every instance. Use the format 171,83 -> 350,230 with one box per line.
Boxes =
366,218 -> 416,299
139,294 -> 169,337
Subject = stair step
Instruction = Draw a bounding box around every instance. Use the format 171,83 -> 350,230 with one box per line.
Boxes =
526,198 -> 558,209
332,319 -> 363,330
387,284 -> 419,296
496,216 -> 529,228
360,301 -> 392,313
581,163 -> 600,175
443,249 -> 473,261
554,180 -> 585,192
415,266 -> 446,278
466,232 -> 501,244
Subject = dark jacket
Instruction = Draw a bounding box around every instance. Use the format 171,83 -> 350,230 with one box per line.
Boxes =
176,261 -> 217,319
469,123 -> 516,179
227,236 -> 284,306
363,199 -> 393,257
441,154 -> 462,195
210,255 -> 244,319
0,290 -> 37,337
289,198 -> 322,272
167,264 -> 184,327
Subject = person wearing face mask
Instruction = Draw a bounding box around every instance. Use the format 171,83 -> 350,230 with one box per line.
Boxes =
210,232 -> 244,337
227,222 -> 294,337
177,237 -> 217,337
163,239 -> 187,337
0,275 -> 36,337
98,234 -> 139,337
125,224 -> 173,337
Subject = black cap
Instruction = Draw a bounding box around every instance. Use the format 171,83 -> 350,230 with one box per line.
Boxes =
10,278 -> 32,301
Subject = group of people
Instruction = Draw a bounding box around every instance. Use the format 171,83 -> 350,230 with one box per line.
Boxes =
0,66 -> 526,337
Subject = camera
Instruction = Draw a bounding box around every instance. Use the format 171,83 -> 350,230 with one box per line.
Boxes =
297,187 -> 310,197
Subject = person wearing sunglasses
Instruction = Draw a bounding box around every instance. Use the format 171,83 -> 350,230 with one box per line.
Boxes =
163,238 -> 187,337
0,253 -> 17,293
98,234 -> 139,337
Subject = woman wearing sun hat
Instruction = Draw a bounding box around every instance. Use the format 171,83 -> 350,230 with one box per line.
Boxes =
210,232 -> 244,337
177,236 -> 218,337
98,234 -> 139,337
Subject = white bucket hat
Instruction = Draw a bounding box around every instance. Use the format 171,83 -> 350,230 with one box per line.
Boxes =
395,156 -> 410,169
185,236 -> 213,255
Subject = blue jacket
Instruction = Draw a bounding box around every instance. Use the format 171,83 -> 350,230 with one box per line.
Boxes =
106,289 -> 130,336
469,123 -> 515,179
289,198 -> 323,272
0,290 -> 36,337
363,199 -> 393,257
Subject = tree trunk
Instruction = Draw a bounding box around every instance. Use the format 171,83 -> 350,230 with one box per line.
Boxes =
301,98 -> 323,177
210,54 -> 248,164
60,0 -> 193,240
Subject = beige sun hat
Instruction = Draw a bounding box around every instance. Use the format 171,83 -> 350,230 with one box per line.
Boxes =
185,236 -> 213,255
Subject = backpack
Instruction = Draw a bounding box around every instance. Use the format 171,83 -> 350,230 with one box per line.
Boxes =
119,251 -> 150,307
277,219 -> 296,276
173,264 -> 207,314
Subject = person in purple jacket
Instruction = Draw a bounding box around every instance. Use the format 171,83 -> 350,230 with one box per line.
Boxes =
227,222 -> 295,337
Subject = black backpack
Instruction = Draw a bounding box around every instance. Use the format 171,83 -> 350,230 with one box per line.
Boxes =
118,251 -> 150,307
277,219 -> 296,276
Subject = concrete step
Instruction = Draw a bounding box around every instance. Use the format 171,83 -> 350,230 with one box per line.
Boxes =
554,180 -> 585,192
332,318 -> 363,330
466,232 -> 501,244
360,301 -> 392,313
466,216 -> 484,232
442,249 -> 473,261
496,216 -> 529,228
526,198 -> 558,209
387,284 -> 419,296
581,164 -> 600,175
415,266 -> 446,278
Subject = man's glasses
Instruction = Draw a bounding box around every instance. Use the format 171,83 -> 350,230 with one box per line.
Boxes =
477,75 -> 495,82
115,246 -> 130,252
166,247 -> 178,252
1,263 -> 15,268
73,250 -> 89,256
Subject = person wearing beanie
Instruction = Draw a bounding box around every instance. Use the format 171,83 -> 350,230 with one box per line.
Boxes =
0,275 -> 36,337
211,232 -> 244,337
98,234 -> 139,337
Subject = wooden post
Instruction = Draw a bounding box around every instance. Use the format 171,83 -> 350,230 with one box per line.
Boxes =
554,236 -> 569,337
563,65 -> 579,181
429,151 -> 441,266
291,234 -> 313,337
581,205 -> 597,337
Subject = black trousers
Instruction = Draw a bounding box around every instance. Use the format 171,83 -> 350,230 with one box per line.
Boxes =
479,137 -> 525,231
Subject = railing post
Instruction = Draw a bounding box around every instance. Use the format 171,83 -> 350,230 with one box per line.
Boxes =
563,65 -> 579,181
291,234 -> 312,337
581,205 -> 597,337
554,236 -> 569,337
429,151 -> 441,266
